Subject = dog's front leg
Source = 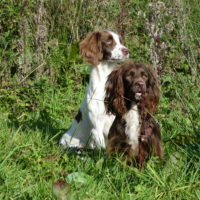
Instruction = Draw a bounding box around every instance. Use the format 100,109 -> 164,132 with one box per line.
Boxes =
91,127 -> 106,148
88,107 -> 106,148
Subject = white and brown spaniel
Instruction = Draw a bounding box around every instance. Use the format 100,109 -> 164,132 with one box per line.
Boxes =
105,61 -> 163,167
60,30 -> 129,149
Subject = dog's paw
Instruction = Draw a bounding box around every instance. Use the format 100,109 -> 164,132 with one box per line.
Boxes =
91,129 -> 106,148
59,135 -> 69,148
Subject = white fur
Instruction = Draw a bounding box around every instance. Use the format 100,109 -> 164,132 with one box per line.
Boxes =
123,104 -> 141,153
60,31 -> 129,149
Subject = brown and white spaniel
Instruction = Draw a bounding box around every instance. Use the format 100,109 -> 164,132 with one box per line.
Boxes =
60,30 -> 129,149
105,61 -> 163,167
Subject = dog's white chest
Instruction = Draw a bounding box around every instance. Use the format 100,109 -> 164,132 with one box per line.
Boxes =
123,105 -> 140,152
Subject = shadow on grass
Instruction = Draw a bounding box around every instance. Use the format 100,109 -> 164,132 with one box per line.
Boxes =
8,108 -> 68,141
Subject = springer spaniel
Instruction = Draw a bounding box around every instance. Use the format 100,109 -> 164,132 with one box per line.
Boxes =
105,61 -> 163,167
60,30 -> 129,149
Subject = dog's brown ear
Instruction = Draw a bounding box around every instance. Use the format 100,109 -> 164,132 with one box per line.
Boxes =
145,65 -> 160,114
80,32 -> 103,66
105,66 -> 127,116
150,120 -> 163,159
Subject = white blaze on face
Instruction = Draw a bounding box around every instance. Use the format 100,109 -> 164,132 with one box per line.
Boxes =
108,31 -> 129,60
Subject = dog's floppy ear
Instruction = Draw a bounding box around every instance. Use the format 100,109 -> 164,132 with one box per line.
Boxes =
105,66 -> 127,116
80,31 -> 103,66
145,65 -> 160,114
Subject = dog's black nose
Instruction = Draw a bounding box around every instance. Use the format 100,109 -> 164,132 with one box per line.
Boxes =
122,48 -> 129,56
136,81 -> 144,86
136,81 -> 145,90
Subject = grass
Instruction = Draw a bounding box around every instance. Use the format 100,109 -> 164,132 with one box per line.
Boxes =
0,72 -> 199,200
0,125 -> 199,200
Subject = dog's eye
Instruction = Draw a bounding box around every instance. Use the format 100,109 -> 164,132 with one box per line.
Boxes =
106,35 -> 113,45
126,71 -> 135,78
141,72 -> 148,78
106,39 -> 113,45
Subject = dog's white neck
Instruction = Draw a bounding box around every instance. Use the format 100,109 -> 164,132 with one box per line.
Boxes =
87,62 -> 117,98
89,62 -> 116,82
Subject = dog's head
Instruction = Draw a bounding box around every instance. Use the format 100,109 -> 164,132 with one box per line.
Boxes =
105,61 -> 160,116
80,30 -> 129,66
